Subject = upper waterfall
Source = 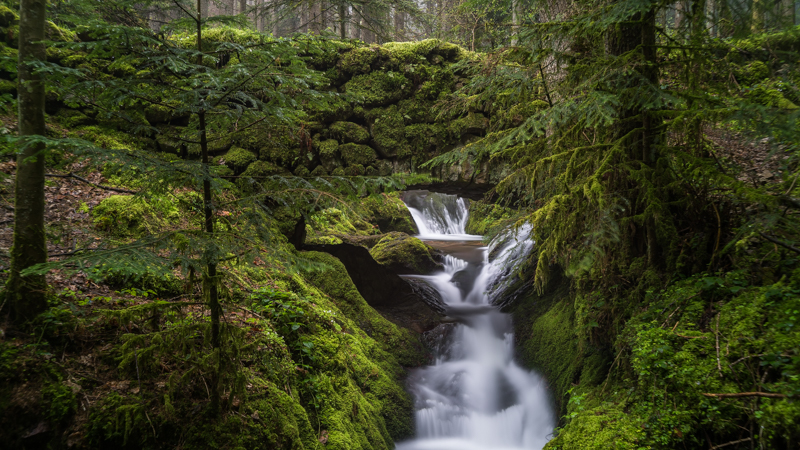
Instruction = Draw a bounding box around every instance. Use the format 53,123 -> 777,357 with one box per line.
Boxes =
403,191 -> 482,241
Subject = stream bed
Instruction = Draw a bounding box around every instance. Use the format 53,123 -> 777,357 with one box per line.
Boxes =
396,191 -> 554,450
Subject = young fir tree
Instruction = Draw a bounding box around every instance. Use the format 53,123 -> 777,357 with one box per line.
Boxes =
19,0 -> 407,417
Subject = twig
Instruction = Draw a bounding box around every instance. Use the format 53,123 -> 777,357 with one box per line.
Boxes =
702,392 -> 788,399
758,232 -> 800,255
710,437 -> 751,450
144,410 -> 157,438
709,202 -> 721,266
45,172 -> 137,194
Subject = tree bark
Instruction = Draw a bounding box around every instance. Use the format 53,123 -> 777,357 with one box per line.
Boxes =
7,0 -> 48,323
394,9 -> 405,41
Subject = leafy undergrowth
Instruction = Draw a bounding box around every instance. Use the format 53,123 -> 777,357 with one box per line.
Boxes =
0,249 -> 426,449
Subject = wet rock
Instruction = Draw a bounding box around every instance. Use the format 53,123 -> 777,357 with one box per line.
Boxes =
369,232 -> 444,275
304,242 -> 444,332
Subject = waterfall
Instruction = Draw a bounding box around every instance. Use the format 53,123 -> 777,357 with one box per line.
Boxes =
397,192 -> 554,450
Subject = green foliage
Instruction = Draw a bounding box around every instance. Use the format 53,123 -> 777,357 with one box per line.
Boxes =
92,195 -> 179,237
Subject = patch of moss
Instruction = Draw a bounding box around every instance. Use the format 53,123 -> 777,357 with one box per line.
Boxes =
405,123 -> 449,158
343,71 -> 412,107
545,403 -> 645,450
318,139 -> 342,172
344,163 -> 365,176
360,192 -> 417,234
367,106 -> 410,158
369,232 -> 442,274
295,166 -> 311,176
0,6 -> 19,27
326,121 -> 370,144
310,165 -> 329,176
339,143 -> 377,166
214,147 -> 257,175
92,195 -> 179,237
0,78 -> 15,96
54,109 -> 93,128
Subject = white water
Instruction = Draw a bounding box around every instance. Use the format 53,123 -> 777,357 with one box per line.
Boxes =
397,192 -> 554,450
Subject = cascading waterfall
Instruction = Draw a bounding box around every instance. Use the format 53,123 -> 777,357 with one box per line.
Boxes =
397,192 -> 554,450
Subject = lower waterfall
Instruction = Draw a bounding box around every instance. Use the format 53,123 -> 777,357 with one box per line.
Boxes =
396,191 -> 554,450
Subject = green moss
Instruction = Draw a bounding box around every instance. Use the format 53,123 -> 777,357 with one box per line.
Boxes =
369,232 -> 442,274
295,166 -> 311,176
0,6 -> 18,27
318,139 -> 342,172
326,121 -> 370,144
214,147 -> 257,174
343,71 -> 412,107
310,165 -> 329,176
405,123 -> 448,158
0,78 -> 15,96
465,200 -> 515,236
368,106 -> 409,158
54,109 -> 93,128
241,160 -> 290,177
92,195 -> 179,237
360,192 -> 417,234
344,163 -> 365,176
748,82 -> 799,109
338,143 -> 377,166
338,45 -> 384,75
545,403 -> 645,450
448,111 -> 488,137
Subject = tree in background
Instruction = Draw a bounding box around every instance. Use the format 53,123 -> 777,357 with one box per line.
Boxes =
6,0 -> 48,323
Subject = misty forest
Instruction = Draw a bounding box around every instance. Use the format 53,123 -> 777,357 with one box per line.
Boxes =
0,0 -> 799,448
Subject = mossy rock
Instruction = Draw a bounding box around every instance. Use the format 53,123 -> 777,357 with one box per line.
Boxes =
45,21 -> 75,42
310,165 -> 329,176
737,60 -> 770,85
405,123 -> 449,157
0,78 -> 15,96
326,121 -> 370,144
92,195 -> 179,237
448,111 -> 489,137
748,83 -> 799,109
144,104 -> 174,124
0,6 -> 19,27
339,143 -> 377,167
369,232 -> 443,274
213,147 -> 257,175
361,192 -> 417,234
344,164 -> 365,176
343,71 -> 412,107
242,160 -> 290,177
337,45 -> 386,75
294,165 -> 311,176
319,139 -> 342,172
368,107 -> 410,158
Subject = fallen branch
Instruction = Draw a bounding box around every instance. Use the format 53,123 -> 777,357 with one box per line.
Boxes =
758,232 -> 800,255
45,172 -> 137,194
702,392 -> 788,399
710,437 -> 751,450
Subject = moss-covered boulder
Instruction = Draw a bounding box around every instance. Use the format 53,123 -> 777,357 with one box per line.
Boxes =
361,192 -> 417,234
339,143 -> 377,166
369,232 -> 443,275
368,107 -> 410,158
343,71 -> 412,107
92,195 -> 179,236
214,147 -> 256,174
0,6 -> 19,27
326,121 -> 370,144
318,138 -> 342,172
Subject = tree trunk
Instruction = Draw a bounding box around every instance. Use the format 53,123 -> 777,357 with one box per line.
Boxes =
7,0 -> 48,323
339,3 -> 347,39
196,0 -> 221,418
310,0 -> 322,33
751,0 -> 765,32
394,9 -> 405,41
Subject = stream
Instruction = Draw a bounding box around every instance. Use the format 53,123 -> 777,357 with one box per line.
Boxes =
396,191 -> 554,450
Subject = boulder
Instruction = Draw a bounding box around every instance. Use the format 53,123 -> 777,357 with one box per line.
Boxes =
304,242 -> 444,332
369,232 -> 444,275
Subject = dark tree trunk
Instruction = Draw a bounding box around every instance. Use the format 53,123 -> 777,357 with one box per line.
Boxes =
196,0 -> 221,418
606,7 -> 662,267
7,0 -> 48,323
